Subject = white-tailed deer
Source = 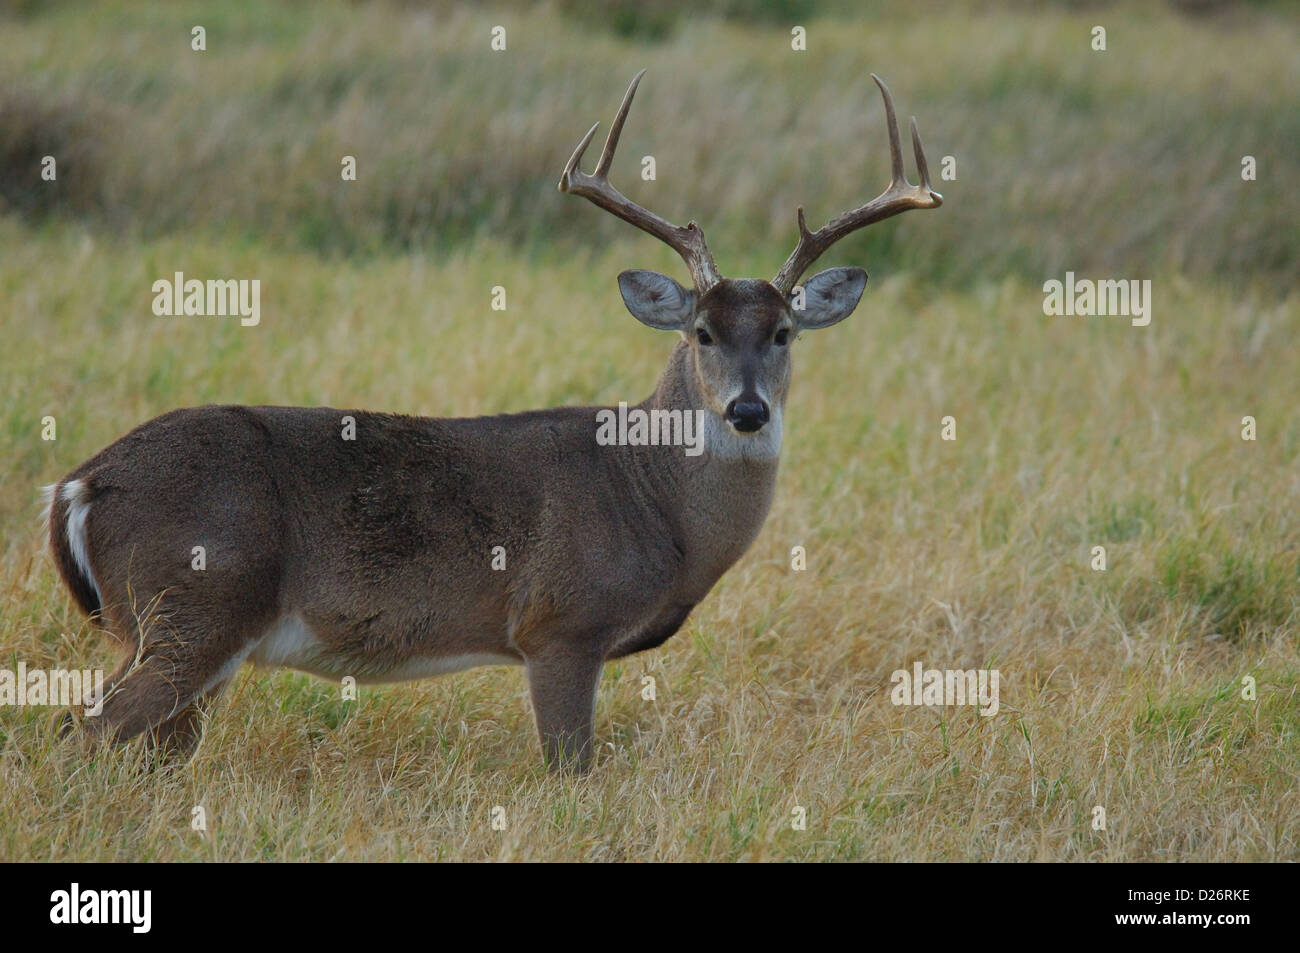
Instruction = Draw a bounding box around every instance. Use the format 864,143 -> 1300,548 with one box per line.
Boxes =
46,72 -> 940,771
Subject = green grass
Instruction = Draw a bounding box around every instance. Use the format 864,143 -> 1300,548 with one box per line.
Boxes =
0,0 -> 1297,861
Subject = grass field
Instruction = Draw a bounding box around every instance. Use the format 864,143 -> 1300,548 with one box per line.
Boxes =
1,0 -> 1297,861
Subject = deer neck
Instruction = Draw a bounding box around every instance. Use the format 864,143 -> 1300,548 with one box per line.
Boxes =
625,341 -> 782,595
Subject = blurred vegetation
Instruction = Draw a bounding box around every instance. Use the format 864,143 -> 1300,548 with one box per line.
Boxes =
0,0 -> 1296,288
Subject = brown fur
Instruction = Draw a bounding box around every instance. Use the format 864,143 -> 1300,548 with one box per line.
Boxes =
48,280 -> 805,770
45,69 -> 939,771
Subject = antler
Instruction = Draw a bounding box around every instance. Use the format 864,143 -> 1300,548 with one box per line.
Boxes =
559,69 -> 722,293
771,74 -> 942,295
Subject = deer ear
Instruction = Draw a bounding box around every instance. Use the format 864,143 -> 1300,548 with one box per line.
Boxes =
618,270 -> 697,331
793,267 -> 868,330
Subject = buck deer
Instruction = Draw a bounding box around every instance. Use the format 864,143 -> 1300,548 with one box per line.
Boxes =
45,71 -> 940,771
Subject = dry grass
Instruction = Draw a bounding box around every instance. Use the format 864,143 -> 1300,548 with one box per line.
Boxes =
1,222 -> 1295,861
0,0 -> 1297,861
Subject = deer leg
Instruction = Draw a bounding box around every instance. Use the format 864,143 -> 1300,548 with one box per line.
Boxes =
80,646 -> 233,748
76,607 -> 257,758
51,652 -> 130,741
524,646 -> 604,773
145,676 -> 232,763
56,668 -> 232,769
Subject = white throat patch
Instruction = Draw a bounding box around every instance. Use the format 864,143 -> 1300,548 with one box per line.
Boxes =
700,407 -> 783,462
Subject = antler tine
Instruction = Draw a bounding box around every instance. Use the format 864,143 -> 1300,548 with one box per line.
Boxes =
910,117 -> 932,192
561,122 -> 601,184
559,70 -> 722,293
771,74 -> 943,295
594,68 -> 645,177
875,73 -> 906,188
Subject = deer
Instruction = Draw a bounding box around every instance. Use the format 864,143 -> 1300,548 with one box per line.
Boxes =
44,71 -> 940,772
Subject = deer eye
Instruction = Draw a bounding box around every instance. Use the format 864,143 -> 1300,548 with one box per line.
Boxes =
773,328 -> 790,346
696,328 -> 714,346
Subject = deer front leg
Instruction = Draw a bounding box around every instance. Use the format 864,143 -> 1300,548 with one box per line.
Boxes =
524,645 -> 604,773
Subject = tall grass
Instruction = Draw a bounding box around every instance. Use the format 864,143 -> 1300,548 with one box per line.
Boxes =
1,217 -> 1295,860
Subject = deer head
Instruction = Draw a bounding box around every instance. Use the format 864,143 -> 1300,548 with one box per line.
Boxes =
559,69 -> 943,437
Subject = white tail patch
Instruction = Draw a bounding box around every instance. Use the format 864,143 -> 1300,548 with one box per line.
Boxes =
39,484 -> 57,531
60,480 -> 102,605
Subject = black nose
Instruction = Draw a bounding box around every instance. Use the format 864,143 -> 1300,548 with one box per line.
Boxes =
726,398 -> 770,433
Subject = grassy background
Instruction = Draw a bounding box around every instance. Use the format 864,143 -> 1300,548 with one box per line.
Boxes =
0,0 -> 1297,860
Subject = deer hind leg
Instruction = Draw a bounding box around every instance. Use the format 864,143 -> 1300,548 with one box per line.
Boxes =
144,676 -> 233,763
54,659 -> 229,765
73,600 -> 264,763
523,644 -> 605,773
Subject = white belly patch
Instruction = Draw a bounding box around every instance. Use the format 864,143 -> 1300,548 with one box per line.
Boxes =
247,615 -> 324,670
246,615 -> 519,683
